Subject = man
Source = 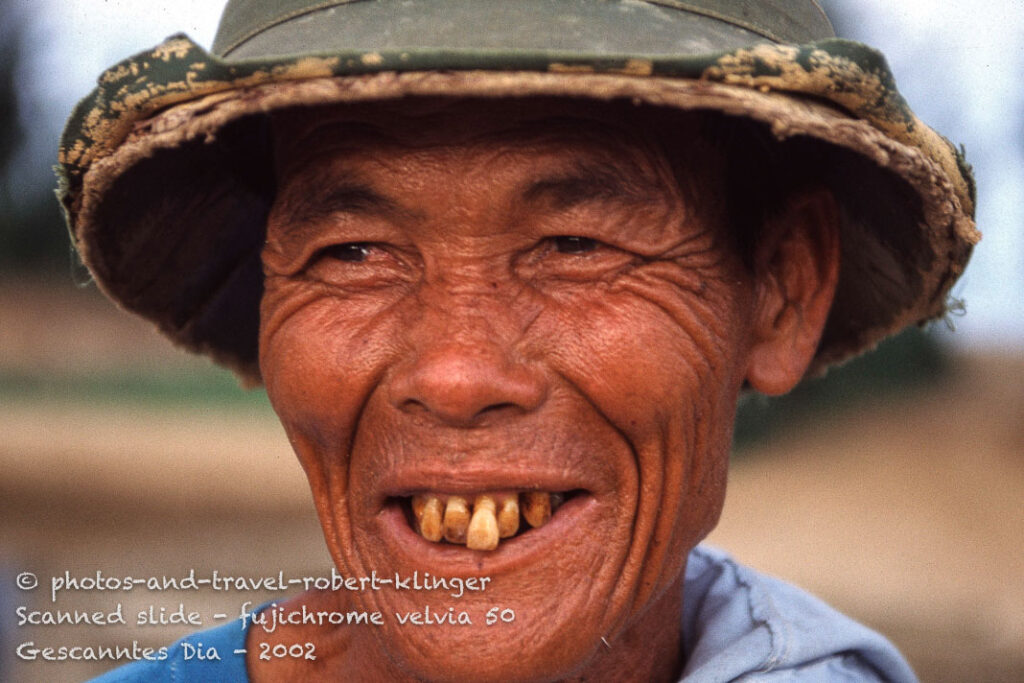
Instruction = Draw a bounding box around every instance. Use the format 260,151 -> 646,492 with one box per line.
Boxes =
60,1 -> 977,680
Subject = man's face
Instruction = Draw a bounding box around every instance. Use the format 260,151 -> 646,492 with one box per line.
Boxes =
258,101 -> 756,680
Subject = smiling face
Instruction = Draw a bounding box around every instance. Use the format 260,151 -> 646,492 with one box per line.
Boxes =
257,100 -> 823,681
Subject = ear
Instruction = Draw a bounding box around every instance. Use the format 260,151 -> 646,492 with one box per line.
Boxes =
746,187 -> 841,395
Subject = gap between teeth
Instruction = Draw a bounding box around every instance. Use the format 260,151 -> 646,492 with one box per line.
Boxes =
411,492 -> 565,550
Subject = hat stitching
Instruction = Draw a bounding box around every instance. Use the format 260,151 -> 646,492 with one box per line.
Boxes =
220,0 -> 368,58
807,0 -> 835,36
642,0 -> 785,43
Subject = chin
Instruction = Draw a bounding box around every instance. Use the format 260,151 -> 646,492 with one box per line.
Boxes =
322,487 -> 635,681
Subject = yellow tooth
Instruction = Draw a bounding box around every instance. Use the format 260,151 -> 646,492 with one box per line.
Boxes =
496,494 -> 519,538
443,496 -> 470,544
413,495 -> 443,542
467,495 -> 499,551
522,491 -> 551,528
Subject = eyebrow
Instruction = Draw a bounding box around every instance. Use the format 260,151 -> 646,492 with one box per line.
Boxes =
280,181 -> 405,227
520,161 -> 652,210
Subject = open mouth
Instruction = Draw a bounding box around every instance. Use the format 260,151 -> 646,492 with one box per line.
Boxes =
394,491 -> 583,551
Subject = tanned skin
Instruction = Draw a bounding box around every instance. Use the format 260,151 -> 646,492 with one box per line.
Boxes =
249,100 -> 839,682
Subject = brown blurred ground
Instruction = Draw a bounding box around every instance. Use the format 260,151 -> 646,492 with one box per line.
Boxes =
709,356 -> 1024,682
2,281 -> 1022,682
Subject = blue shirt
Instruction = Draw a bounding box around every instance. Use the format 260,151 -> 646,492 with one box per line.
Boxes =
91,546 -> 917,682
681,546 -> 917,681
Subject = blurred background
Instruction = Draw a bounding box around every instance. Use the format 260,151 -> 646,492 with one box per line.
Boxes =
1,0 -> 1021,680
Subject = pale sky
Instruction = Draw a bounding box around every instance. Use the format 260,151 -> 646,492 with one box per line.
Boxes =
20,0 -> 1024,349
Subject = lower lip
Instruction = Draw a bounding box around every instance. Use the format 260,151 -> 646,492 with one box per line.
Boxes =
372,493 -> 597,573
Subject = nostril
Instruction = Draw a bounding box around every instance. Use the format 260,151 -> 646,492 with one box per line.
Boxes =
390,351 -> 547,426
398,398 -> 430,416
397,390 -> 537,426
478,402 -> 519,416
397,397 -> 520,421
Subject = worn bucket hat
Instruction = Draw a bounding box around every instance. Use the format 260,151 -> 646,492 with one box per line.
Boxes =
58,0 -> 979,384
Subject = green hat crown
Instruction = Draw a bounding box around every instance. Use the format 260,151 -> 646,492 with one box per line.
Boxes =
212,0 -> 835,59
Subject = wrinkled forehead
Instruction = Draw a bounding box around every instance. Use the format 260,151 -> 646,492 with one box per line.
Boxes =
270,97 -> 722,205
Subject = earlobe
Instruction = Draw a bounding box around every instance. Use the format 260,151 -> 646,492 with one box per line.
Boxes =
746,187 -> 841,395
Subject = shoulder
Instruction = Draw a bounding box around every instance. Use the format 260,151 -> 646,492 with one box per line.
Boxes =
88,619 -> 250,683
681,546 -> 918,682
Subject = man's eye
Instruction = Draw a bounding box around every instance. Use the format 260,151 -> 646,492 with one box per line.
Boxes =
321,242 -> 372,262
303,240 -> 412,289
553,236 -> 598,254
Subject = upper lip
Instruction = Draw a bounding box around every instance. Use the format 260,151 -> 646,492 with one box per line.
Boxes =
378,466 -> 592,501
364,421 -> 619,510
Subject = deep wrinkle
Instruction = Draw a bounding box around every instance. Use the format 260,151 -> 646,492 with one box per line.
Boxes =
253,99 -> 839,682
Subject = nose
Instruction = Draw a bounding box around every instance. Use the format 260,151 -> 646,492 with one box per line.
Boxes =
388,309 -> 547,427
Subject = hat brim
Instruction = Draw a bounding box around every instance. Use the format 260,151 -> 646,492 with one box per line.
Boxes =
59,36 -> 978,385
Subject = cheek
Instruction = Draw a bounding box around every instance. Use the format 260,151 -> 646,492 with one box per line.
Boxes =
536,263 -> 751,432
259,280 -> 413,574
532,263 -> 748,583
258,280 -> 398,467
